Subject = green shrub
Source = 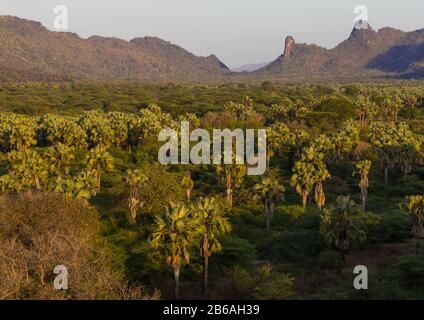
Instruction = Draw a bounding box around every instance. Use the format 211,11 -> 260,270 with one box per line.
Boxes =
254,273 -> 295,300
262,229 -> 326,262
394,255 -> 424,289
273,205 -> 305,225
370,255 -> 424,299
214,236 -> 257,267
318,250 -> 344,269
367,210 -> 411,243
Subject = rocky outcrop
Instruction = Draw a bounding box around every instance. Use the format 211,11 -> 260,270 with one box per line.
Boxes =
283,36 -> 295,57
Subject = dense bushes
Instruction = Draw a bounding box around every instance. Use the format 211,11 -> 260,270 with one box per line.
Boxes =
318,250 -> 344,269
214,236 -> 257,267
371,255 -> 424,299
262,229 -> 326,262
0,192 -> 157,300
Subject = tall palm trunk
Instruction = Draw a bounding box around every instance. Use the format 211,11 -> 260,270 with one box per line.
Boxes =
202,233 -> 209,294
98,173 -> 101,190
264,197 -> 273,234
226,177 -> 233,207
203,255 -> 209,295
173,263 -> 180,300
186,189 -> 191,204
301,190 -> 308,208
360,188 -> 367,211
384,166 -> 389,187
315,182 -> 325,210
413,215 -> 423,255
129,190 -> 138,223
265,213 -> 271,235
266,147 -> 271,172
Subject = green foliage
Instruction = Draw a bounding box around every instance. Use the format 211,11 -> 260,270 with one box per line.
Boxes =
138,164 -> 184,214
393,255 -> 424,289
367,210 -> 411,243
273,205 -> 305,222
316,96 -> 356,121
371,255 -> 424,299
224,96 -> 254,121
254,272 -> 295,300
214,236 -> 257,267
263,229 -> 326,262
318,250 -> 344,269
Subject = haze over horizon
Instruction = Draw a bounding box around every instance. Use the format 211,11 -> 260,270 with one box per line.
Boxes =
1,0 -> 424,68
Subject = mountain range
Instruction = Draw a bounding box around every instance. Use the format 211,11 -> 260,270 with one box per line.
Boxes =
1,16 -> 424,82
255,22 -> 424,81
0,16 -> 230,82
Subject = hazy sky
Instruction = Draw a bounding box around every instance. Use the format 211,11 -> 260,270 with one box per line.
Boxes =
1,0 -> 424,67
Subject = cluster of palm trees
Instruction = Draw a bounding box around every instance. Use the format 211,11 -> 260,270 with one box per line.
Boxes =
368,122 -> 422,185
0,105 -> 182,197
0,143 -> 114,200
264,119 -> 360,210
150,194 -> 231,300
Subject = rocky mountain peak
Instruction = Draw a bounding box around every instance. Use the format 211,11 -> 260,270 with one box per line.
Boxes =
349,21 -> 377,40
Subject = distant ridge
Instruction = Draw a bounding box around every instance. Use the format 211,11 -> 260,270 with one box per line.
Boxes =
2,15 -> 424,82
0,15 -> 229,82
231,62 -> 270,73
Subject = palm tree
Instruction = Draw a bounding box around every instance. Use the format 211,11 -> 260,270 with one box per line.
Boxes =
320,196 -> 379,262
314,161 -> 331,210
265,123 -> 293,171
291,160 -> 314,208
123,169 -> 149,223
368,122 -> 415,186
45,143 -> 75,179
400,195 -> 424,254
150,202 -> 200,300
85,146 -> 114,193
224,96 -> 254,122
216,162 -> 246,207
0,113 -> 37,152
330,120 -> 360,161
78,110 -> 116,149
54,171 -> 97,202
190,197 -> 231,294
291,147 -> 329,208
354,95 -> 378,127
353,160 -> 372,211
181,171 -> 195,203
5,149 -> 48,192
254,171 -> 285,234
